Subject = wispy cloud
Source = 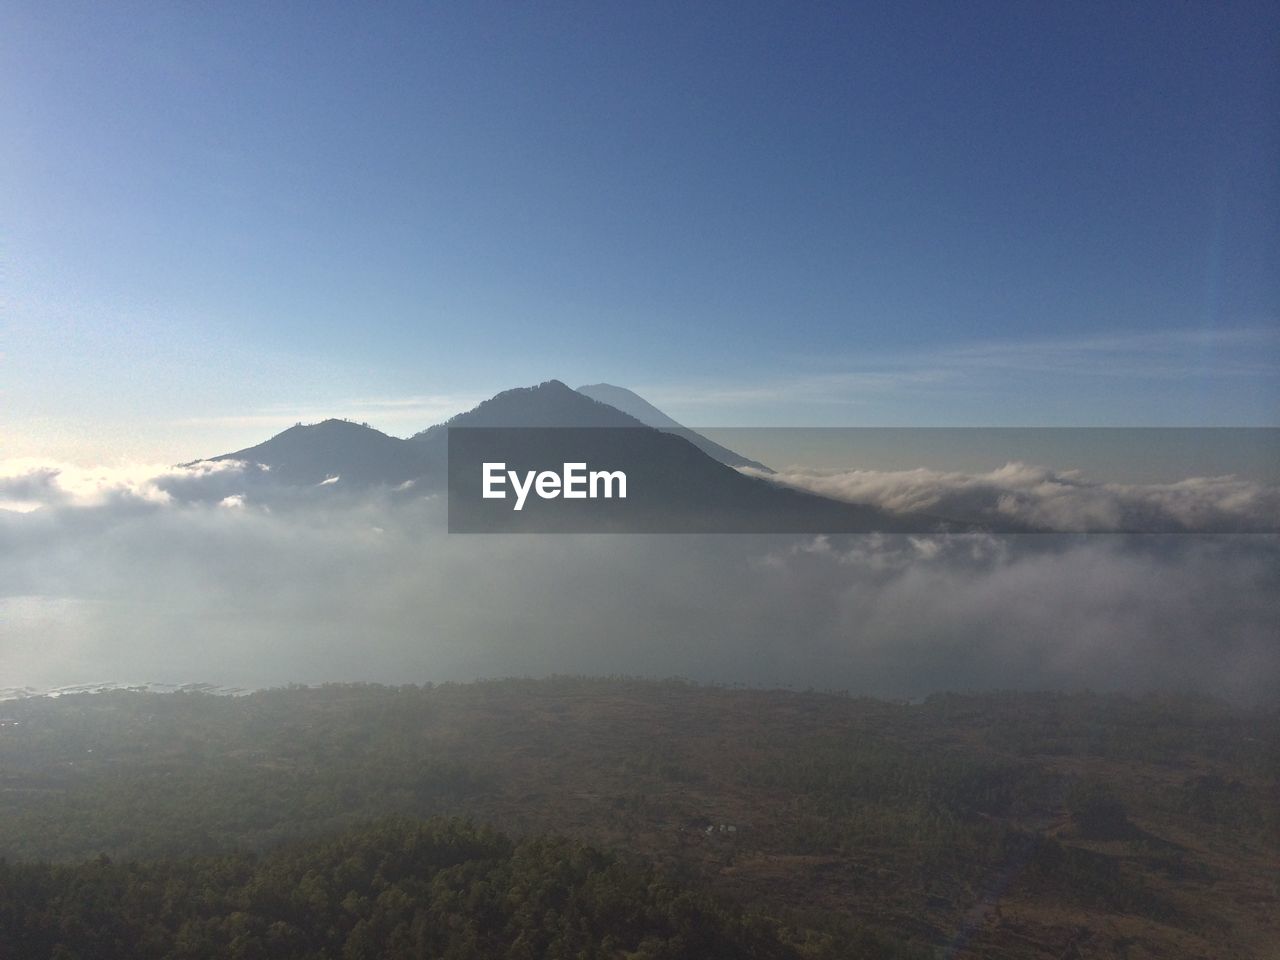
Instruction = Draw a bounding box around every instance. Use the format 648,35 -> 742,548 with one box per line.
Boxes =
641,326 -> 1280,417
646,370 -> 952,408
934,327 -> 1280,378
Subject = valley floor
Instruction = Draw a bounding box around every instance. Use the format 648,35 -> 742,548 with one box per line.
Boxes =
1,678 -> 1276,958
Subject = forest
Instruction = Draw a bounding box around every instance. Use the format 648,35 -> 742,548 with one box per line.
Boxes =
0,679 -> 1276,958
1,818 -> 828,960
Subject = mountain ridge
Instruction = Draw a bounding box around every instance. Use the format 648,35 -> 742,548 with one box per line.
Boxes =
202,380 -> 767,488
412,380 -> 648,438
576,383 -> 770,472
194,379 -> 980,532
209,417 -> 437,487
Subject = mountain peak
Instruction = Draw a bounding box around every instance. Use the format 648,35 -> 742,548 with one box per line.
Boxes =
209,417 -> 432,487
300,417 -> 380,433
412,379 -> 646,438
195,379 -> 768,490
239,417 -> 393,450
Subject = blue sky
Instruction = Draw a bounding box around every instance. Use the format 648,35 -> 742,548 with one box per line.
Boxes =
3,0 -> 1277,460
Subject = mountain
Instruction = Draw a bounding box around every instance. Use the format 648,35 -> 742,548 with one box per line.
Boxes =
445,422 -> 932,533
208,419 -> 439,488
574,383 -> 683,428
576,383 -> 770,472
204,382 -> 624,489
412,380 -> 646,437
198,380 -> 985,533
415,383 -> 941,533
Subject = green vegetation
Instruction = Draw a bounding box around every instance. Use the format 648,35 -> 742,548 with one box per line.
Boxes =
0,679 -> 1275,958
0,685 -> 486,860
0,818 -> 800,960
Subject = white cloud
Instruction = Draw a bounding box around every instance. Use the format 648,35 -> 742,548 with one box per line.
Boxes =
0,471 -> 1275,704
747,462 -> 1280,533
635,326 -> 1280,423
0,458 -> 251,509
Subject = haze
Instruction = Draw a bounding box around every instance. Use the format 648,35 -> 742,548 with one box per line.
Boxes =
2,2 -> 1277,704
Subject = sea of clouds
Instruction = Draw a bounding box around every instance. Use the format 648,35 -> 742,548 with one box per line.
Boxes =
2,458 -> 1277,703
746,462 -> 1280,534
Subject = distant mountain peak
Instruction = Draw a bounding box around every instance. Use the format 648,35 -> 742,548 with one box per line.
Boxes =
411,378 -> 645,438
295,417 -> 378,432
193,379 -> 769,494
206,417 -> 434,487
575,383 -> 769,472
576,384 -> 683,429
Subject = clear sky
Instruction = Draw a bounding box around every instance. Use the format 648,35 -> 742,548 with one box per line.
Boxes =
3,0 -> 1277,461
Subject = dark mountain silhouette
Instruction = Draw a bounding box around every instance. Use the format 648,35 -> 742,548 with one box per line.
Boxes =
402,382 -> 964,533
574,383 -> 683,428
576,383 -> 770,472
446,423 -> 949,533
199,380 -> 991,532
412,380 -> 646,437
208,419 -> 439,488
201,381 -> 634,491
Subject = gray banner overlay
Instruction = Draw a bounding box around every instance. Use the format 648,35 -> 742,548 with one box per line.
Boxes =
447,427 -> 1280,534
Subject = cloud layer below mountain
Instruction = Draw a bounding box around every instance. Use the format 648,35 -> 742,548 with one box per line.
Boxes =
1,459 -> 1276,704
749,462 -> 1280,533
